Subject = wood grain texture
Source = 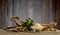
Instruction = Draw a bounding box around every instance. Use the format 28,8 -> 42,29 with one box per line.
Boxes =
0,0 -> 54,27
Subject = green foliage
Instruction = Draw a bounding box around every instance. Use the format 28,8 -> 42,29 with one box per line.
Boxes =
21,17 -> 33,31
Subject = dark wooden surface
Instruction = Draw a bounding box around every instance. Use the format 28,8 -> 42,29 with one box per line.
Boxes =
53,0 -> 60,29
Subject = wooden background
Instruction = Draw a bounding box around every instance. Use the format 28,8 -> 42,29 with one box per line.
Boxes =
0,0 -> 60,29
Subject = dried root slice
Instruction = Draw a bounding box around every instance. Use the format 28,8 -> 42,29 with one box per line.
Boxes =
15,27 -> 24,32
4,29 -> 18,32
2,26 -> 17,30
50,28 -> 57,31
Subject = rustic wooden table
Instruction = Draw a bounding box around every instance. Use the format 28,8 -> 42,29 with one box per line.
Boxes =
0,29 -> 60,35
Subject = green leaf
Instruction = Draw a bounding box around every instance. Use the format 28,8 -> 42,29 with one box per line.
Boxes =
21,17 -> 33,31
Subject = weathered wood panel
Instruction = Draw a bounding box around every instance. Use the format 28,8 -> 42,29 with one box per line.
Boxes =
0,0 -> 2,26
54,0 -> 60,29
0,0 -> 54,26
